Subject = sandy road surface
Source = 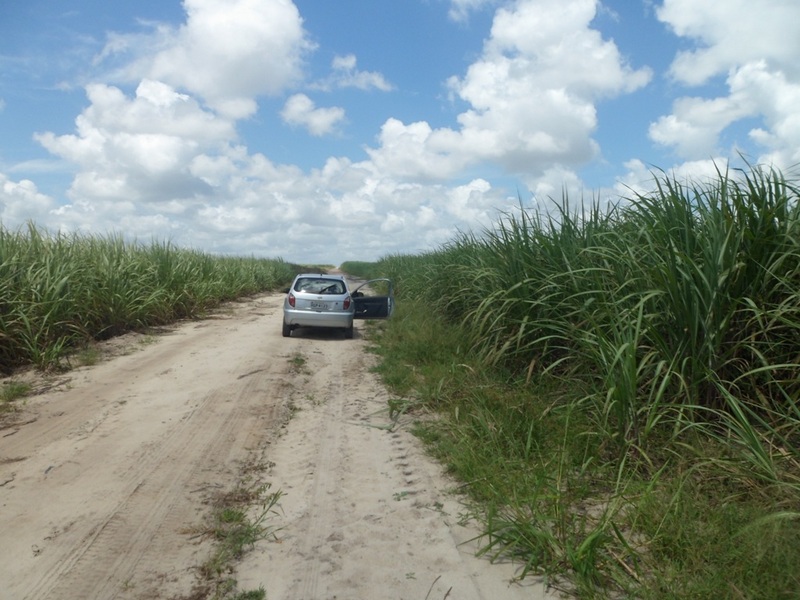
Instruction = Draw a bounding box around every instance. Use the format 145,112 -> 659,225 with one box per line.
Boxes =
0,291 -> 558,600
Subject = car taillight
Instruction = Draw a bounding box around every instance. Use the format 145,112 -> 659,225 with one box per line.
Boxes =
343,295 -> 351,310
288,292 -> 296,307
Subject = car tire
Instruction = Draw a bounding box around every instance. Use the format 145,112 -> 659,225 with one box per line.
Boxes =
282,321 -> 291,337
344,324 -> 354,339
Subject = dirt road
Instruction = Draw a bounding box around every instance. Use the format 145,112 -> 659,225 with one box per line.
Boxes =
0,291 -> 557,600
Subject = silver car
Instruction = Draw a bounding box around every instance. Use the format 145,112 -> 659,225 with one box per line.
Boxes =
282,273 -> 393,338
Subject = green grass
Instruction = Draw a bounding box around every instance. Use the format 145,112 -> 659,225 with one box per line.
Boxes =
339,260 -> 379,279
192,483 -> 283,600
0,380 -> 31,411
0,224 -> 301,372
368,163 -> 800,598
287,352 -> 309,374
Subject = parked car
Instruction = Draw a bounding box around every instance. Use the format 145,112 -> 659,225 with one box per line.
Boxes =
282,273 -> 393,338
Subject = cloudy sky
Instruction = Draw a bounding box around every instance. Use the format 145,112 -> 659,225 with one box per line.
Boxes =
1,0 -> 799,264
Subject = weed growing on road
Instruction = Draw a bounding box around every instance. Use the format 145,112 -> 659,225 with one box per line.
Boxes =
190,482 -> 283,600
229,589 -> 265,600
287,352 -> 309,374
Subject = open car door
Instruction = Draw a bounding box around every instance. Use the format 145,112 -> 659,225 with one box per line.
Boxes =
351,278 -> 394,319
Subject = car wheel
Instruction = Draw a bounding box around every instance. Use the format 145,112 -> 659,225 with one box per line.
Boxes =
282,321 -> 291,337
344,324 -> 354,339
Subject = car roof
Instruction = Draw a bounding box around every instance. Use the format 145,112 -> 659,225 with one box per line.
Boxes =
295,273 -> 345,279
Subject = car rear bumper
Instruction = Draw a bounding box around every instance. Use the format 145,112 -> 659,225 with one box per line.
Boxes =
283,308 -> 353,329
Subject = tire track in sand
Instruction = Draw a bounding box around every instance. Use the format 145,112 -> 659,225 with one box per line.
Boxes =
27,367 -> 285,600
0,295 -> 293,600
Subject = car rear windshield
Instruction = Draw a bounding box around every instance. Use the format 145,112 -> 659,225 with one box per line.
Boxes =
294,278 -> 346,295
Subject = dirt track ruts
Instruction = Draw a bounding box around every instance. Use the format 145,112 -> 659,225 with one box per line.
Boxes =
0,290 -> 557,600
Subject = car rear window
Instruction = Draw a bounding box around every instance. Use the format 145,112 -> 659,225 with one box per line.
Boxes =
294,278 -> 346,295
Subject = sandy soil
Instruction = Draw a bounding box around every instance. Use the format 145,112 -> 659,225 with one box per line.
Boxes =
0,290 -> 561,600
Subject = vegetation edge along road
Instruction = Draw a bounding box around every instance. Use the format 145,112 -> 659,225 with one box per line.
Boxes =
345,163 -> 800,599
0,225 -> 306,373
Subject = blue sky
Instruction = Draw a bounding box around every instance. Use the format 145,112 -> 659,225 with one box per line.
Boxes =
2,0 -> 799,264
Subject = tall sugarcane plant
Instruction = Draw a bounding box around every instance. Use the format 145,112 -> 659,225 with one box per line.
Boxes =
0,224 -> 296,371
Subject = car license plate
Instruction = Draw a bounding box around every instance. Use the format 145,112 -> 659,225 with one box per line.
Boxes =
309,301 -> 328,310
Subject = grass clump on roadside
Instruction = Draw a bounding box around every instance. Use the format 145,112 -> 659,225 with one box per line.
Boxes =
0,224 -> 301,372
368,162 -> 800,598
0,380 -> 31,412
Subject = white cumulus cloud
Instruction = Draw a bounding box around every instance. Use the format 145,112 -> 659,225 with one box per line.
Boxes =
651,0 -> 800,169
448,0 -> 499,22
34,80 -> 234,210
317,54 -> 393,92
280,94 -> 345,136
103,0 -> 313,119
367,0 -> 650,188
1,175 -> 56,224
657,0 -> 800,86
